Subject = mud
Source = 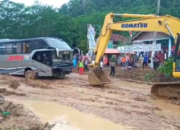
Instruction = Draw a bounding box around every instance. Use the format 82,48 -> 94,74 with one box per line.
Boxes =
5,99 -> 132,130
0,99 -> 53,130
9,80 -> 20,89
0,74 -> 180,130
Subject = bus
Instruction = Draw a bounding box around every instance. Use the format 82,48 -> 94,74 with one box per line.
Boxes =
0,37 -> 73,79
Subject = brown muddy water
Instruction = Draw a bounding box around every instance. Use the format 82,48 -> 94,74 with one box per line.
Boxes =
6,98 -> 133,130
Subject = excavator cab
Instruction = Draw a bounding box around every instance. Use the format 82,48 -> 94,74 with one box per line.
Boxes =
88,67 -> 111,86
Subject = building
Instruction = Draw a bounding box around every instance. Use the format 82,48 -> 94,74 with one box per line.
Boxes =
107,34 -> 128,49
131,32 -> 173,57
131,31 -> 175,68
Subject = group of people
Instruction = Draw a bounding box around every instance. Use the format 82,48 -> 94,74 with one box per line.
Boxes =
72,51 -> 166,76
102,51 -> 166,72
152,51 -> 166,70
72,53 -> 90,75
100,55 -> 116,77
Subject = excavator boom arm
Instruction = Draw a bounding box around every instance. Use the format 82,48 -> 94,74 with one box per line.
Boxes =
94,13 -> 180,67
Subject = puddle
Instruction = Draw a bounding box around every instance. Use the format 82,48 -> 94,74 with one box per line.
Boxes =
6,98 -> 133,130
151,99 -> 180,116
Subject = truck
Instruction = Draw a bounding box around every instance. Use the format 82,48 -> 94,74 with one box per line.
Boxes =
0,37 -> 73,79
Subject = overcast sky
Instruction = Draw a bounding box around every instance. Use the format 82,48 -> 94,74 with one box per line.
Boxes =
10,0 -> 69,8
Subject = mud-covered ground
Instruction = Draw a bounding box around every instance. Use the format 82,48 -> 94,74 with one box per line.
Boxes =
0,99 -> 53,130
0,73 -> 180,130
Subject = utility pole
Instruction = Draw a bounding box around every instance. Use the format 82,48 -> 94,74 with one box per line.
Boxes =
151,0 -> 161,68
156,0 -> 161,15
153,0 -> 161,42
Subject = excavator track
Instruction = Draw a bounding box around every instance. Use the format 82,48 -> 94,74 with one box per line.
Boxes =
151,82 -> 180,100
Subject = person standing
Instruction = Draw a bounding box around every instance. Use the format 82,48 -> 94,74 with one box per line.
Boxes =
84,58 -> 88,72
134,52 -> 139,67
72,57 -> 77,71
79,60 -> 84,75
126,54 -> 130,66
159,51 -> 164,67
164,50 -> 168,61
103,56 -> 108,67
129,56 -> 134,67
110,55 -> 116,77
100,60 -> 103,70
153,54 -> 159,70
117,55 -> 121,67
121,55 -> 126,68
138,54 -> 143,68
143,53 -> 148,69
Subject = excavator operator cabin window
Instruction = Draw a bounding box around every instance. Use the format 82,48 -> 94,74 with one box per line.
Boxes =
175,51 -> 180,71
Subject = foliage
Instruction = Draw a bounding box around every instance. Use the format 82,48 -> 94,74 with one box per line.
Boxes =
158,57 -> 173,76
0,0 -> 180,52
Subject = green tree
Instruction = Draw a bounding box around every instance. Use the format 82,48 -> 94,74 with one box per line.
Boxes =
0,0 -> 179,52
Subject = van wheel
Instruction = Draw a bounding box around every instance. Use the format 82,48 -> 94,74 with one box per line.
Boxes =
25,70 -> 35,79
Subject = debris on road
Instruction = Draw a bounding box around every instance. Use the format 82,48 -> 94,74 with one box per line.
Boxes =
9,80 -> 20,89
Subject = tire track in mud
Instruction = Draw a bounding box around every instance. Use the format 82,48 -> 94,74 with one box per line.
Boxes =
54,75 -> 180,130
0,74 -> 180,130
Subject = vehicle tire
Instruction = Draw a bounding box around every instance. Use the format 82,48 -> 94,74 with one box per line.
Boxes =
25,70 -> 35,79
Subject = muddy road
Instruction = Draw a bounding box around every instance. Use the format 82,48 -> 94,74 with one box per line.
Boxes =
0,73 -> 180,130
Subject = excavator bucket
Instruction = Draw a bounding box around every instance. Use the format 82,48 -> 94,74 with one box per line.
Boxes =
88,68 -> 111,86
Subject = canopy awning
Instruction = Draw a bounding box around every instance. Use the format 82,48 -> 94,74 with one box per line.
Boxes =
105,49 -> 120,54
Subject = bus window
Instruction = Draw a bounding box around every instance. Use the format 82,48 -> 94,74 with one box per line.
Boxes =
16,43 -> 22,53
28,40 -> 48,50
22,41 -> 36,53
23,42 -> 30,53
5,44 -> 13,54
37,40 -> 48,49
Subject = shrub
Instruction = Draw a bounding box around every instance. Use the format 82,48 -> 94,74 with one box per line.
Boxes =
158,57 -> 173,76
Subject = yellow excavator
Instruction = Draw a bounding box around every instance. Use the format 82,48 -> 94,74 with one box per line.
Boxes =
88,13 -> 180,100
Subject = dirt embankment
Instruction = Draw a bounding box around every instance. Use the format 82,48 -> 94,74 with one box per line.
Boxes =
0,74 -> 180,130
104,67 -> 180,82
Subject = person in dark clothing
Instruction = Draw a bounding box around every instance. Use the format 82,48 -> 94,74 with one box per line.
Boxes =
143,53 -> 149,69
153,53 -> 159,70
84,59 -> 89,71
110,65 -> 115,76
110,55 -> 116,76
